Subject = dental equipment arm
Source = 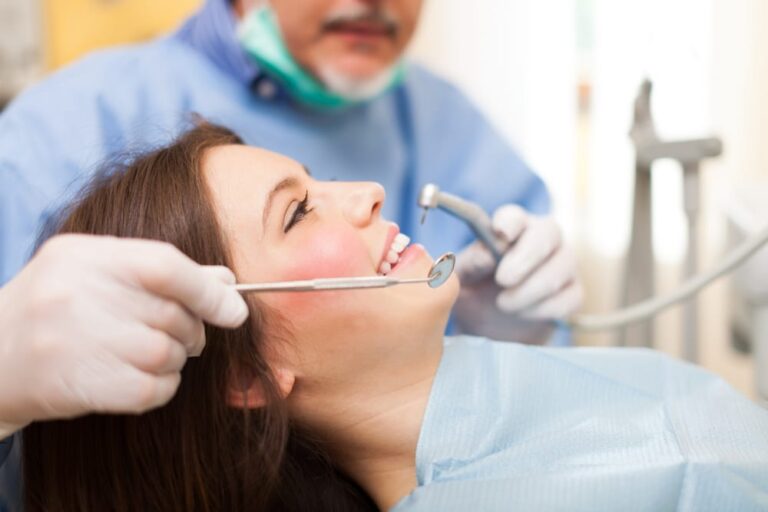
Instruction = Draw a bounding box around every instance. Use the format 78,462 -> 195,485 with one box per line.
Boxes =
569,224 -> 768,331
418,183 -> 768,331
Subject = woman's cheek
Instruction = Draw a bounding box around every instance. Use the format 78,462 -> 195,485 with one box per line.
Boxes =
287,228 -> 369,278
266,229 -> 372,313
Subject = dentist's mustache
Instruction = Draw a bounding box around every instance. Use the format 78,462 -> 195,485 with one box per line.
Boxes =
321,5 -> 400,37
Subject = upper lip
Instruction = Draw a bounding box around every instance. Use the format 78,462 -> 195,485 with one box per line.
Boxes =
377,223 -> 400,270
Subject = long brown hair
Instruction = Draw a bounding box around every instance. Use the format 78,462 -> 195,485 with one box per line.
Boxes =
22,123 -> 376,511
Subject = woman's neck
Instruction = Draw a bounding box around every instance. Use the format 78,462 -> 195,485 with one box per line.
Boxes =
289,333 -> 444,510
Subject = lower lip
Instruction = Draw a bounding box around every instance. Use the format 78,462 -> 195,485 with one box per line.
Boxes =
389,244 -> 427,276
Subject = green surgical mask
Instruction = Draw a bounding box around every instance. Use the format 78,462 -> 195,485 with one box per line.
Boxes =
237,6 -> 406,109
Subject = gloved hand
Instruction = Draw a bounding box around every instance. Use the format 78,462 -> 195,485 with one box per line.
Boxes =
453,205 -> 582,342
0,235 -> 249,438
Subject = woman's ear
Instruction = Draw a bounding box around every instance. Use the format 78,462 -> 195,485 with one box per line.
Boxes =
227,368 -> 296,408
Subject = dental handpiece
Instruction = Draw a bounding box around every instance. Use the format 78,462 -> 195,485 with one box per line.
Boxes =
418,184 -> 507,262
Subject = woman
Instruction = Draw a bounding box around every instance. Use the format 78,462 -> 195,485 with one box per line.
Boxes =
24,124 -> 768,511
23,124 -> 390,511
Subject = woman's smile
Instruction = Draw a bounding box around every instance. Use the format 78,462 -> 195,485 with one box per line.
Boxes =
377,224 -> 409,275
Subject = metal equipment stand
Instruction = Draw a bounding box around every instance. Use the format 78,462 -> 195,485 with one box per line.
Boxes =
621,80 -> 722,361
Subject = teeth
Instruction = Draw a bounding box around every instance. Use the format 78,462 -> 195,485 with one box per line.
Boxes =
379,233 -> 411,276
392,233 -> 410,252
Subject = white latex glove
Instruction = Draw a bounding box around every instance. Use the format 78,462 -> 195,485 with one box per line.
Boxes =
454,205 -> 582,341
0,234 -> 249,438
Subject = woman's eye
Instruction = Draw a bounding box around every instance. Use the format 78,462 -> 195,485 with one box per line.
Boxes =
284,191 -> 313,233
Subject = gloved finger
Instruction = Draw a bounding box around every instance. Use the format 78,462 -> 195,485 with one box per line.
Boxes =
455,241 -> 497,285
135,292 -> 205,356
87,367 -> 181,415
491,204 -> 528,243
520,280 -> 584,320
495,246 -> 576,313
127,241 -> 248,328
127,371 -> 182,414
117,327 -> 189,374
495,216 -> 561,288
202,265 -> 238,285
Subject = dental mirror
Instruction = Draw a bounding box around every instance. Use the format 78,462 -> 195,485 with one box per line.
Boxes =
427,252 -> 455,288
235,252 -> 456,293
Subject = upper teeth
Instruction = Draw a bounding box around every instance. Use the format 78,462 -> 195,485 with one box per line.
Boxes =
378,233 -> 410,275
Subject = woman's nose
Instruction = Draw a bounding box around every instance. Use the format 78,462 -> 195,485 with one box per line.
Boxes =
342,182 -> 385,226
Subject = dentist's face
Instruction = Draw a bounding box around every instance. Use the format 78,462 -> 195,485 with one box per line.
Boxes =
239,0 -> 423,82
202,145 -> 457,380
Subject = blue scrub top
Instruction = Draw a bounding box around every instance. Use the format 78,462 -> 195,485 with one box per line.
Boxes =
0,0 -> 549,285
393,336 -> 768,511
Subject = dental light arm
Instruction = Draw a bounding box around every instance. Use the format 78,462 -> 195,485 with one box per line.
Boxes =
418,183 -> 768,332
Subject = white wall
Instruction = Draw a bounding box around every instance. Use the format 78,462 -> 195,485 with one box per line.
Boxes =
713,0 -> 768,185
587,0 -> 716,261
407,0 -> 723,262
409,0 -> 578,234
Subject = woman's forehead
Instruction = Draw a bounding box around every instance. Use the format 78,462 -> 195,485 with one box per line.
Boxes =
203,144 -> 303,179
203,145 -> 306,203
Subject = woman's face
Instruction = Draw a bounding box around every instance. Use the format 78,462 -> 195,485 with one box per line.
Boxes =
203,144 -> 458,384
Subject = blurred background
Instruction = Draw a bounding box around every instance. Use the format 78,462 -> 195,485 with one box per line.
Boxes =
1,0 -> 766,402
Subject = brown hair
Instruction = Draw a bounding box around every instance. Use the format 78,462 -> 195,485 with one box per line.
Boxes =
22,123 -> 376,511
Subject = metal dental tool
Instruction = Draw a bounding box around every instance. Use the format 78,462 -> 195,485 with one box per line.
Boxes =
418,184 -> 506,262
234,252 -> 455,293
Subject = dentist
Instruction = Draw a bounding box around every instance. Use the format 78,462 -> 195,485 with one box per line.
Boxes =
0,0 -> 580,342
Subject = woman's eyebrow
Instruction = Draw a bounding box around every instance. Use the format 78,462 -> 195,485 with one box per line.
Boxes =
262,176 -> 301,231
